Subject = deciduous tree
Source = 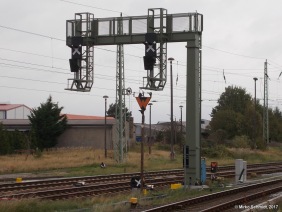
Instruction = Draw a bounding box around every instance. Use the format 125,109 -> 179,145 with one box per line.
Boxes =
211,86 -> 252,117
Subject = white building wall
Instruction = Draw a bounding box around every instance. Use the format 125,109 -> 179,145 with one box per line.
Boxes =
201,119 -> 210,130
0,111 -> 5,119
6,106 -> 31,119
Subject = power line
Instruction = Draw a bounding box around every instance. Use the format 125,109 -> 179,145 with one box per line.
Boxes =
202,45 -> 265,60
0,62 -> 142,83
0,53 -> 279,101
0,47 -> 65,61
60,0 -> 122,14
0,25 -> 142,59
1,59 -> 276,101
0,24 -> 279,75
0,25 -> 63,41
0,18 -> 281,108
59,0 -> 282,69
1,14 -> 281,67
0,55 -> 144,74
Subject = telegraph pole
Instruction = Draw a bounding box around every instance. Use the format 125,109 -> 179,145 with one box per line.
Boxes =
179,105 -> 183,137
253,77 -> 258,149
263,60 -> 269,145
103,95 -> 109,158
168,57 -> 175,160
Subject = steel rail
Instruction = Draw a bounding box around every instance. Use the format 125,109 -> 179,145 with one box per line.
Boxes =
0,162 -> 282,200
142,179 -> 282,211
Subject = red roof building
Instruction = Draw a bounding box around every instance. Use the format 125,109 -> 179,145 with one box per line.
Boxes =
0,104 -> 31,119
0,104 -> 134,150
65,114 -> 114,120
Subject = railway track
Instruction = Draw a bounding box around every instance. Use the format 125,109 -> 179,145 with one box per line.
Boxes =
0,161 -> 281,200
142,179 -> 282,211
0,170 -> 183,200
0,176 -> 181,200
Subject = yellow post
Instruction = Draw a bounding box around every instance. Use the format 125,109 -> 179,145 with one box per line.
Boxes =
16,178 -> 22,183
130,197 -> 138,208
143,189 -> 147,195
171,183 -> 182,190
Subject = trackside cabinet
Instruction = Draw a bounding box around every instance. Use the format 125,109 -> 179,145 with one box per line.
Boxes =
201,158 -> 206,184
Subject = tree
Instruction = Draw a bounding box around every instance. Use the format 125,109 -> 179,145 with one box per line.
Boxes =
0,123 -> 35,155
242,104 -> 262,140
210,109 -> 244,139
0,124 -> 11,155
107,103 -> 132,121
210,85 -> 282,144
210,86 -> 253,140
28,96 -> 67,149
268,107 -> 282,142
211,86 -> 252,117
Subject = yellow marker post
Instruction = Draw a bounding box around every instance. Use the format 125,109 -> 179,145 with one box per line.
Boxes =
143,189 -> 147,195
16,178 -> 22,183
130,197 -> 138,208
171,183 -> 182,190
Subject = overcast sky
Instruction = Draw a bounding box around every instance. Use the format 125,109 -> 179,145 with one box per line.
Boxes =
1,0 -> 282,124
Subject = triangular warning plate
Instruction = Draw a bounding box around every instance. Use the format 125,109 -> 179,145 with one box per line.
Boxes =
136,97 -> 151,111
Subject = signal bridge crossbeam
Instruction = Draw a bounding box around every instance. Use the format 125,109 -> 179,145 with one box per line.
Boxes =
65,8 -> 203,186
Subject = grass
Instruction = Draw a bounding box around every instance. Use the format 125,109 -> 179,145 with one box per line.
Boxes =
0,199 -> 94,212
0,144 -> 281,211
0,145 -> 184,177
227,147 -> 282,164
0,144 -> 281,177
0,184 -> 229,212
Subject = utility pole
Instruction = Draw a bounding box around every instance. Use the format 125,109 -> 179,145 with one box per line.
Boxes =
263,60 -> 269,145
103,95 -> 109,158
168,57 -> 175,160
253,78 -> 258,149
179,105 -> 183,137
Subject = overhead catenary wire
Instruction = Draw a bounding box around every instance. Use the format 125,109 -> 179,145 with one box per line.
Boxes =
0,59 -> 278,107
1,23 -> 281,72
60,0 -> 122,14
0,51 -> 279,102
0,21 -> 281,113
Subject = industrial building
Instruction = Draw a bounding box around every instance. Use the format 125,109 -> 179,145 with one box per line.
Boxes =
0,103 -> 132,149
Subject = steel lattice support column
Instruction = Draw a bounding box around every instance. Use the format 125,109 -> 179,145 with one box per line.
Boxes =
185,34 -> 202,185
263,59 -> 269,145
115,15 -> 126,163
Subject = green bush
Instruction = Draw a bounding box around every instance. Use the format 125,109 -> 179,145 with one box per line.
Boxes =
256,138 -> 267,150
231,135 -> 250,148
201,145 -> 232,158
201,139 -> 213,148
0,124 -> 34,155
156,143 -> 171,151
